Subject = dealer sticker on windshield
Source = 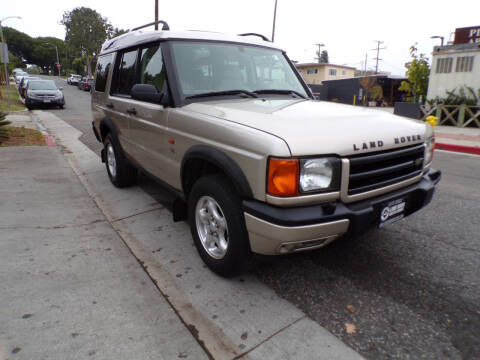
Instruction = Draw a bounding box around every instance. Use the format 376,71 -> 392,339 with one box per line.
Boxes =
379,198 -> 406,228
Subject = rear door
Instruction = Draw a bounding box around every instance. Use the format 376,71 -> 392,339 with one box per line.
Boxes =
107,48 -> 139,157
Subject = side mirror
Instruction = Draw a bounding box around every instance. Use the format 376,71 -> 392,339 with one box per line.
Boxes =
131,84 -> 163,103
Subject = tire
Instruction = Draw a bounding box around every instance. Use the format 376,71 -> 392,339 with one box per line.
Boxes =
103,133 -> 137,187
188,174 -> 251,277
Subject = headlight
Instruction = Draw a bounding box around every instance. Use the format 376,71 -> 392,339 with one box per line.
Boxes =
424,137 -> 435,165
299,157 -> 341,193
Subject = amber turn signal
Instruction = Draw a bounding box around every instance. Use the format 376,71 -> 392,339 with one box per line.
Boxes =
267,158 -> 299,196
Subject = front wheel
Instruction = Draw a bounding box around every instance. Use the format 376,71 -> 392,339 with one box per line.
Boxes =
188,174 -> 251,277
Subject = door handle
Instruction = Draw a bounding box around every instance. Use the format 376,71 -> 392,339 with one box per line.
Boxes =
127,107 -> 137,115
106,103 -> 114,109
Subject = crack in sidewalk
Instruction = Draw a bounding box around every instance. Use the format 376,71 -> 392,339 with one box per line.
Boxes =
232,316 -> 306,359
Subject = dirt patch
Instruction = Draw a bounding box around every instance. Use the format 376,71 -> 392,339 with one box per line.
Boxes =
0,126 -> 46,147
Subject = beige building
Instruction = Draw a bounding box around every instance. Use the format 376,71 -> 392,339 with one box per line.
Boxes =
295,63 -> 356,84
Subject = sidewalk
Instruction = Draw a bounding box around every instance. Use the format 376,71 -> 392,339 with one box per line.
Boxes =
0,145 -> 208,359
434,125 -> 480,155
1,112 -> 363,360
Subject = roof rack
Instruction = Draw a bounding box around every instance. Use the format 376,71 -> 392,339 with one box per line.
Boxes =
130,20 -> 170,32
238,33 -> 271,42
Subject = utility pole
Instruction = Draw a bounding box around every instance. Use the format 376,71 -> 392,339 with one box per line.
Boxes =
371,40 -> 386,74
55,45 -> 60,76
315,43 -> 325,63
364,53 -> 367,75
154,0 -> 159,30
272,0 -> 278,42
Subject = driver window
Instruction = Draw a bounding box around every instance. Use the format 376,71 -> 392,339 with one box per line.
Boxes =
139,44 -> 165,93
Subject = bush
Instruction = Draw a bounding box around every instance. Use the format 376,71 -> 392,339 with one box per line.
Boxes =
428,87 -> 479,106
0,112 -> 12,143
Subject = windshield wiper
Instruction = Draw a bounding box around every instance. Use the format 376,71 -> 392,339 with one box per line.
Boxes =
253,89 -> 308,99
185,90 -> 258,99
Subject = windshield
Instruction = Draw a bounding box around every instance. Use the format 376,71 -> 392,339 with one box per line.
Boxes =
170,41 -> 308,99
29,81 -> 58,91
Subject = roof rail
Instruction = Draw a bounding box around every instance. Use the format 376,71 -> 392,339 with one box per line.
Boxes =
131,20 -> 170,32
238,33 -> 271,42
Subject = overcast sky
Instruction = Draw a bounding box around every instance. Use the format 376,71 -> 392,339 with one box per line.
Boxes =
3,0 -> 479,75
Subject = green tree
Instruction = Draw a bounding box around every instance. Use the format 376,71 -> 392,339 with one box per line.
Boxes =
399,45 -> 430,103
110,27 -> 128,39
3,27 -> 65,74
320,50 -> 329,63
71,57 -> 86,75
7,52 -> 24,72
31,37 -> 66,74
3,27 -> 34,61
61,7 -> 113,77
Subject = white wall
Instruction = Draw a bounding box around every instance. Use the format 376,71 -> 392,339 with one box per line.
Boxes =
427,49 -> 480,100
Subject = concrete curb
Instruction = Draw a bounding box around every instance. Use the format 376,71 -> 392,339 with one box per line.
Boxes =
31,110 -> 364,360
435,142 -> 480,155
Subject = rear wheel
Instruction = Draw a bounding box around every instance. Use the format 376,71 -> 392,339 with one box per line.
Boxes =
188,174 -> 251,277
103,133 -> 137,187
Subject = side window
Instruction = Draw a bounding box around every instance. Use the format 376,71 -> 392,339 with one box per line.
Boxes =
139,44 -> 165,93
112,49 -> 138,95
95,54 -> 113,92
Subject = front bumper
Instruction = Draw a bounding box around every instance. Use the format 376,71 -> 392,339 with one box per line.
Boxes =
26,97 -> 64,106
243,168 -> 441,255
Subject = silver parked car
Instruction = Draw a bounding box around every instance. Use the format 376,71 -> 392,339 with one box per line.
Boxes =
91,21 -> 441,277
25,80 -> 65,110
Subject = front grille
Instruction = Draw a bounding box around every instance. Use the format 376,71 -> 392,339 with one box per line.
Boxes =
36,94 -> 57,98
347,144 -> 424,195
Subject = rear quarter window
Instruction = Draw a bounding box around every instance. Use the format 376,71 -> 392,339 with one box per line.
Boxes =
95,54 -> 113,92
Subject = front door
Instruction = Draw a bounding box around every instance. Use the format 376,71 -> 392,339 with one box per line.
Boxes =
126,42 -> 170,181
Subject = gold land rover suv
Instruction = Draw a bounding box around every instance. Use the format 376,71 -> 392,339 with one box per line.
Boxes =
92,21 -> 441,277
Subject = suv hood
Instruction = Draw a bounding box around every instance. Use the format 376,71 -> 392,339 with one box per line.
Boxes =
185,98 -> 430,156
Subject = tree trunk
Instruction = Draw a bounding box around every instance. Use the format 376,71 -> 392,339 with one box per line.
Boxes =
86,55 -> 92,78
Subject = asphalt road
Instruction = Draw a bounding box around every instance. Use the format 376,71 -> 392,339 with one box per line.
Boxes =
45,76 -> 480,359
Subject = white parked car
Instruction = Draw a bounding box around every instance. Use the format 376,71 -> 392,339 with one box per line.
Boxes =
67,74 -> 82,85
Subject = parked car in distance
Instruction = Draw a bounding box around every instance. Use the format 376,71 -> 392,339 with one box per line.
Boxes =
15,71 -> 29,84
78,77 -> 95,91
67,74 -> 82,85
25,80 -> 65,110
92,23 -> 441,277
12,68 -> 24,78
19,76 -> 40,98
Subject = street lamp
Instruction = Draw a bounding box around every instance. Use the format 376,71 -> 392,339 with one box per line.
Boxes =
431,35 -> 444,47
0,16 -> 22,85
